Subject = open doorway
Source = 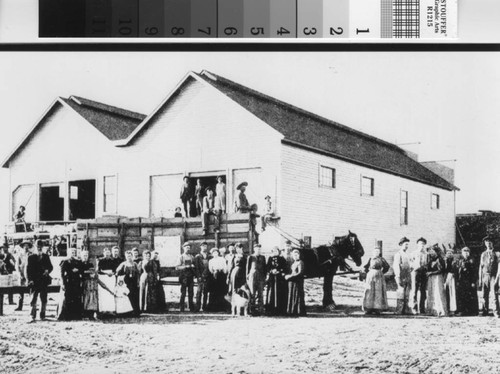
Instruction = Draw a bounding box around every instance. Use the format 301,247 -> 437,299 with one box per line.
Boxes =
188,174 -> 226,217
69,179 -> 96,220
40,184 -> 64,221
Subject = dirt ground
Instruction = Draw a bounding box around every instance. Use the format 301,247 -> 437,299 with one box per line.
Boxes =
1,276 -> 499,374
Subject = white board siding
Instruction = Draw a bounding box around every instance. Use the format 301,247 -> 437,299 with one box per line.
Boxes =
280,144 -> 456,266
117,78 -> 283,218
9,103 -> 127,220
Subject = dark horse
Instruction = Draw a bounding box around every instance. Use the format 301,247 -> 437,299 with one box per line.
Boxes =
299,231 -> 364,309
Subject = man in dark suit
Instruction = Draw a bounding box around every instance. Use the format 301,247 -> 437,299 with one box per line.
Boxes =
180,176 -> 194,218
26,240 -> 53,322
194,242 -> 211,312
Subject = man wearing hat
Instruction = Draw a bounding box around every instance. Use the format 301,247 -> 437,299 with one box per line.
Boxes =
176,242 -> 195,312
0,243 -> 16,305
235,182 -> 251,213
247,244 -> 267,314
202,186 -> 220,236
393,237 -> 412,314
479,236 -> 499,316
179,176 -> 194,218
261,195 -> 274,232
410,237 -> 429,314
194,242 -> 211,312
14,240 -> 32,311
26,239 -> 53,322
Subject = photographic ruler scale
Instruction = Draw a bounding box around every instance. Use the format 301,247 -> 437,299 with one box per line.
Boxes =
39,0 -> 457,39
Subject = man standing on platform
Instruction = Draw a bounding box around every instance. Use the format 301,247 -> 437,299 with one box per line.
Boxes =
26,240 -> 53,322
176,242 -> 195,312
479,236 -> 499,317
410,237 -> 429,314
393,237 -> 412,315
180,176 -> 194,218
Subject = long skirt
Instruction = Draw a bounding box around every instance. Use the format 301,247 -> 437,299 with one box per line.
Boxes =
58,284 -> 83,321
229,267 -> 246,294
426,274 -> 448,316
456,281 -> 479,316
444,273 -> 457,313
287,279 -> 306,316
83,278 -> 98,311
266,274 -> 287,315
208,271 -> 228,311
140,273 -> 159,313
98,274 -> 116,313
362,269 -> 388,312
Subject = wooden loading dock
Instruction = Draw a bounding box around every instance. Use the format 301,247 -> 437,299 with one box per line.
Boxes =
76,213 -> 256,276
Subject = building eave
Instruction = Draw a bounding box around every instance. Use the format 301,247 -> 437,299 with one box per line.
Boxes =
2,98 -> 64,168
281,139 -> 459,192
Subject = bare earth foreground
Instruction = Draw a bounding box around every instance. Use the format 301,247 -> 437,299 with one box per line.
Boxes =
1,277 -> 499,374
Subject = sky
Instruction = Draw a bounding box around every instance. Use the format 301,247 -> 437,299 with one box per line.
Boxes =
1,51 -> 499,229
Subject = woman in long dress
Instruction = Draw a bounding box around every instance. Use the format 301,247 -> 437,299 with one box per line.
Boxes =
285,249 -> 306,316
444,248 -> 458,315
207,248 -> 228,311
97,247 -> 117,315
139,250 -> 160,313
362,246 -> 390,314
116,250 -> 141,317
456,247 -> 479,316
58,248 -> 84,321
426,245 -> 448,317
81,250 -> 98,320
265,246 -> 288,316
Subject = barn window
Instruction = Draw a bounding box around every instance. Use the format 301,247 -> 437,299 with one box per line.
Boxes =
319,166 -> 336,188
401,190 -> 408,225
361,176 -> 374,196
103,175 -> 117,213
431,193 -> 440,209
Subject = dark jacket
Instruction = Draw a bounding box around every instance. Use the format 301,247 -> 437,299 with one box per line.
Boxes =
194,254 -> 211,281
26,252 -> 53,288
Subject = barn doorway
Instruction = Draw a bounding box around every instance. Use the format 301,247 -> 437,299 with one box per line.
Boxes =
39,184 -> 64,221
188,173 -> 226,217
69,179 -> 96,220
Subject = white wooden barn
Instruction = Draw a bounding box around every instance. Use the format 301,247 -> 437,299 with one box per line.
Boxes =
2,70 -> 458,264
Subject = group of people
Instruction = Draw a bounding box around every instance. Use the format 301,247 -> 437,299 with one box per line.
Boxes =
363,235 -> 498,317
178,177 -> 269,237
58,246 -> 167,320
176,240 -> 306,316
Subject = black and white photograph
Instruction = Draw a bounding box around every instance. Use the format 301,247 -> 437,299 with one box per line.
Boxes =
0,51 -> 499,373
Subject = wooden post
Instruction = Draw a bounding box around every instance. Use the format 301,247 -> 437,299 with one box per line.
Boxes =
214,230 -> 220,249
150,223 -> 155,251
182,221 -> 188,244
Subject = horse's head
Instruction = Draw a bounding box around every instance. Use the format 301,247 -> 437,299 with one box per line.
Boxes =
344,231 -> 364,267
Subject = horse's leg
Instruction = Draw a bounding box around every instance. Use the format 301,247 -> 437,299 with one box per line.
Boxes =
322,271 -> 335,309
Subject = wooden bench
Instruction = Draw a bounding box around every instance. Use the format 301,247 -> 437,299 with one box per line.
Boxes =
0,285 -> 60,316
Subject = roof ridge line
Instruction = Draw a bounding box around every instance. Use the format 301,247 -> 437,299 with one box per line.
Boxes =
69,95 -> 146,121
199,70 -> 406,154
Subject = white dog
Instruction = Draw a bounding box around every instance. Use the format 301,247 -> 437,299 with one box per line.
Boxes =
231,286 -> 250,317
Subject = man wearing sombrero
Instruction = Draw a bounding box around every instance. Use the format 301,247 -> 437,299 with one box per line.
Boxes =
235,182 -> 251,213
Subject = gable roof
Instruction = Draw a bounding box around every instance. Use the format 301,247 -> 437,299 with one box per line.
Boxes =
61,96 -> 146,141
194,71 -> 457,191
2,96 -> 146,168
